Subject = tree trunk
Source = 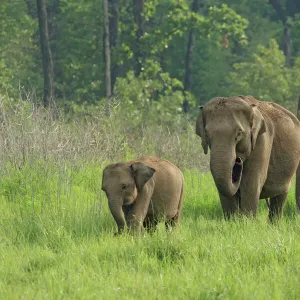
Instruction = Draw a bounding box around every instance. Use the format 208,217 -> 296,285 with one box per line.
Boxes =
109,0 -> 119,93
283,21 -> 292,67
133,0 -> 145,76
48,0 -> 62,98
182,0 -> 202,113
183,29 -> 196,113
103,0 -> 112,115
37,0 -> 54,106
297,96 -> 300,211
268,0 -> 292,67
24,0 -> 37,18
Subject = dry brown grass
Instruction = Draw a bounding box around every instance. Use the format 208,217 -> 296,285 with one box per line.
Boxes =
0,98 -> 209,171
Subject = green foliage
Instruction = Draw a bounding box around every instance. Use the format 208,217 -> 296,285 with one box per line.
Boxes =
1,0 -> 300,115
228,39 -> 300,108
191,36 -> 235,102
0,1 -> 41,99
114,60 -> 194,127
205,4 -> 248,46
293,13 -> 300,57
54,0 -> 104,102
142,0 -> 198,54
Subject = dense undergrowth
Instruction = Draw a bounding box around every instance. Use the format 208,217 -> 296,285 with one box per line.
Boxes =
0,100 -> 299,299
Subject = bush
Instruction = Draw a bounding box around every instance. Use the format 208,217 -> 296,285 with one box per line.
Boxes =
114,60 -> 196,128
228,39 -> 300,111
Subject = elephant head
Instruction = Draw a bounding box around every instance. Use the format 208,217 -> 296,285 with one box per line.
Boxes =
102,162 -> 155,233
195,96 -> 266,198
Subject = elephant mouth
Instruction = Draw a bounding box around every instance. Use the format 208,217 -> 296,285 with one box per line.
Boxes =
232,157 -> 243,184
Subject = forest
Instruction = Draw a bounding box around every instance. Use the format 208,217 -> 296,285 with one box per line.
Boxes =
1,0 -> 300,116
0,1 -> 300,299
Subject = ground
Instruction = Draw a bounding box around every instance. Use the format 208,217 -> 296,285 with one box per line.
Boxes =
0,164 -> 299,299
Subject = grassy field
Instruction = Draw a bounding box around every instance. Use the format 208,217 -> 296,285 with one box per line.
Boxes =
0,103 -> 299,299
0,162 -> 299,300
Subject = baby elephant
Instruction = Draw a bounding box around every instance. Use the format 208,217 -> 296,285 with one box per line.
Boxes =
102,156 -> 184,235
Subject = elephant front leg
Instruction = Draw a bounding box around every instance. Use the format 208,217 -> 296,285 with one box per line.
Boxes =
239,179 -> 261,217
126,214 -> 143,234
239,195 -> 259,216
125,187 -> 153,235
219,193 -> 240,219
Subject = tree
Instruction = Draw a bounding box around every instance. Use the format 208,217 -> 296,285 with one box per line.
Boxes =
183,0 -> 202,113
268,0 -> 300,67
47,0 -> 62,97
49,1 -> 104,103
297,96 -> 300,211
36,0 -> 54,106
103,0 -> 112,114
24,0 -> 37,18
133,0 -> 145,76
0,1 -> 39,98
109,0 -> 119,93
227,39 -> 300,107
3,0 -> 300,112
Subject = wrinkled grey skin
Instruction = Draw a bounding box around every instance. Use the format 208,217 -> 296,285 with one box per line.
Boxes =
195,95 -> 300,221
102,156 -> 184,235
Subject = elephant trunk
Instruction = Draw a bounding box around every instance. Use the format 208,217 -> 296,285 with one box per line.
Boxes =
210,145 -> 243,198
108,198 -> 126,234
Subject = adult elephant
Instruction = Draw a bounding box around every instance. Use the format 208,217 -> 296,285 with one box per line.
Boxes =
195,95 -> 300,220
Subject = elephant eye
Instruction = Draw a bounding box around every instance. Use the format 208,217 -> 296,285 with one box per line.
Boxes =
235,130 -> 244,141
122,184 -> 127,190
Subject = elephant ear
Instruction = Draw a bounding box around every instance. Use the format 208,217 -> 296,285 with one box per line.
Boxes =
195,106 -> 208,154
251,104 -> 266,150
130,162 -> 155,191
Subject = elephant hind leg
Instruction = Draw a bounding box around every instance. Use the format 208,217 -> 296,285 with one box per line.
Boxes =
268,192 -> 288,222
165,195 -> 184,231
165,215 -> 180,231
168,183 -> 184,227
143,215 -> 158,233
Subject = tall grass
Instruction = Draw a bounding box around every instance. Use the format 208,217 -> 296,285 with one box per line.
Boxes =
0,99 -> 299,299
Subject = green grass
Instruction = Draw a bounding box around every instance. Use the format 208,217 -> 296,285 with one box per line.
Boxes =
0,162 -> 299,299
